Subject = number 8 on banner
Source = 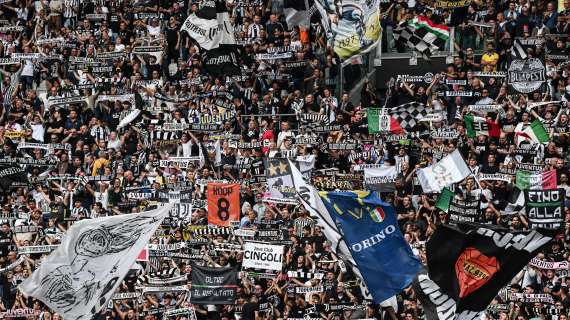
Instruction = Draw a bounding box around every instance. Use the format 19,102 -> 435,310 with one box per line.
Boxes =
207,183 -> 240,226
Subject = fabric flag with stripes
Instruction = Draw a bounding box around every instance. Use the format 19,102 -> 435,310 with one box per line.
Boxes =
388,102 -> 428,130
515,169 -> 557,190
393,17 -> 448,56
511,38 -> 529,60
284,0 -> 313,29
464,114 -> 489,138
417,150 -> 471,193
516,119 -> 549,145
19,205 -> 172,320
367,108 -> 404,134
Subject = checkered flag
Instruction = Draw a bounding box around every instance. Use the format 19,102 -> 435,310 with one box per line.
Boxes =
388,101 -> 428,130
393,22 -> 445,56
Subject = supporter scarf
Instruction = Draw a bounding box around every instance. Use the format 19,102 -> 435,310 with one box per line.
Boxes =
255,52 -> 293,60
529,258 -> 569,270
0,58 -> 21,65
295,286 -> 324,294
477,173 -> 512,182
0,256 -> 25,274
111,292 -> 141,300
141,285 -> 188,293
287,271 -> 325,279
17,245 -> 59,255
96,94 -> 135,106
47,96 -> 89,108
0,26 -> 24,32
468,104 -> 506,116
11,53 -> 41,59
507,292 -> 554,303
131,46 -> 164,61
473,71 -> 507,78
430,129 -> 459,139
163,307 -> 197,319
0,309 -> 39,318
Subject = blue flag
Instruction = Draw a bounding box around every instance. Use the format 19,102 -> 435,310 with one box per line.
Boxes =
320,191 -> 421,303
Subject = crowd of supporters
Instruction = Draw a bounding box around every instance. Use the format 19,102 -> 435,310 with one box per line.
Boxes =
0,0 -> 569,319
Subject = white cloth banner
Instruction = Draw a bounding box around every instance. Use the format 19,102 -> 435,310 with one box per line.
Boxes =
363,166 -> 398,192
19,205 -> 172,320
180,11 -> 235,51
242,242 -> 283,271
417,150 -> 471,193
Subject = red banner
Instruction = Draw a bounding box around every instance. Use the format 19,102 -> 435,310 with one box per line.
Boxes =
207,183 -> 240,226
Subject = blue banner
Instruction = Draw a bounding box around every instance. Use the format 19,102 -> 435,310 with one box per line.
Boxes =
320,191 -> 421,303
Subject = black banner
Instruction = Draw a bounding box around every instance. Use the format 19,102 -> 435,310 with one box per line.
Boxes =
0,165 -> 28,190
524,189 -> 565,230
190,264 -> 237,304
448,199 -> 480,223
203,46 -> 241,77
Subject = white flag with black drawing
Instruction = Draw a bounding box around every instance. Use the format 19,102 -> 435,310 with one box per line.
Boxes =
19,205 -> 172,320
417,149 -> 470,193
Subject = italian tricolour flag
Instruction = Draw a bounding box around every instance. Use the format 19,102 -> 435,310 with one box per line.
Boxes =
516,119 -> 549,145
410,16 -> 450,41
515,169 -> 557,190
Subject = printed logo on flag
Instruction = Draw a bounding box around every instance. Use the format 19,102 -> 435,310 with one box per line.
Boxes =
207,183 -> 240,226
455,247 -> 500,298
371,207 -> 385,223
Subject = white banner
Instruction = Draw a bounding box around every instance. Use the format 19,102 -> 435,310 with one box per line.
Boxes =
242,242 -> 283,271
19,205 -> 172,320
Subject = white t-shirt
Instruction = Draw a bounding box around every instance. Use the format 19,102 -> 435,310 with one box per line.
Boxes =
31,123 -> 45,142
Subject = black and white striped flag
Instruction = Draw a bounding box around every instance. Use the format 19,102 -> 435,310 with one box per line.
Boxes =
511,38 -> 528,60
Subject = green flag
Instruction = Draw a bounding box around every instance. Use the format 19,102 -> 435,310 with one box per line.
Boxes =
435,188 -> 455,212
368,108 -> 381,134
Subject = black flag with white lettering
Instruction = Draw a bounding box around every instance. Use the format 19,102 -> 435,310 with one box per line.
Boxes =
427,224 -> 553,313
202,45 -> 241,77
412,267 -> 481,320
524,189 -> 565,230
0,165 -> 29,190
190,263 -> 238,304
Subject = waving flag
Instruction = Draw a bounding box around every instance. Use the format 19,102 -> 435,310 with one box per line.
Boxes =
426,224 -> 552,313
417,150 -> 471,193
515,169 -> 557,190
388,102 -> 428,130
394,17 -> 448,56
181,0 -> 235,50
19,205 -> 172,320
368,108 -> 404,134
319,191 -> 421,303
516,119 -> 549,145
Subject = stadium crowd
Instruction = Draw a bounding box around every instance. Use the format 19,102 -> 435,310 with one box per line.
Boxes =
0,0 -> 570,319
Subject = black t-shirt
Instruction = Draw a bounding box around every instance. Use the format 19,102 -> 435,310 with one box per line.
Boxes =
241,302 -> 258,320
0,230 -> 14,256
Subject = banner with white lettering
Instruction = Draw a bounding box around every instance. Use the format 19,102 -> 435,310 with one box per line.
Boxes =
190,263 -> 237,304
524,189 -> 565,230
